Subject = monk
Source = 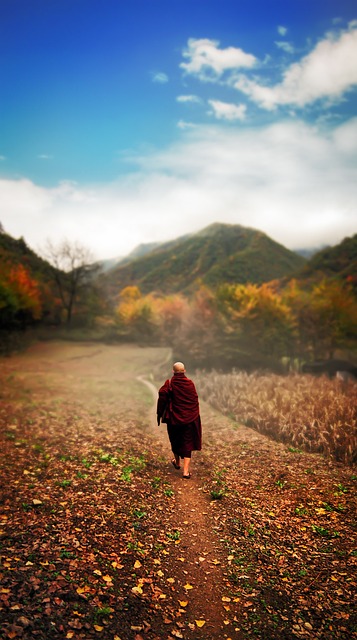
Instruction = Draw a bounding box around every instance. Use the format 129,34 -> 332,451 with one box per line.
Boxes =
157,362 -> 202,479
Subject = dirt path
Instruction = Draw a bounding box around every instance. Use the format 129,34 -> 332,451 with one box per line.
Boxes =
137,375 -> 231,638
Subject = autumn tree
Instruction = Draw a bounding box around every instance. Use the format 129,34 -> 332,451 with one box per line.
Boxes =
154,294 -> 189,345
283,278 -> 357,361
115,286 -> 157,341
43,239 -> 98,325
0,263 -> 42,328
308,279 -> 357,359
216,282 -> 294,370
176,285 -> 222,367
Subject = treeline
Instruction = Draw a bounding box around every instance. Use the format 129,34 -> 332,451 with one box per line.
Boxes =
113,280 -> 357,370
0,259 -> 55,329
1,229 -> 356,371
0,234 -> 103,334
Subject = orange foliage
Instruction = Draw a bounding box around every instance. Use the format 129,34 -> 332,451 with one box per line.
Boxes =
8,264 -> 42,320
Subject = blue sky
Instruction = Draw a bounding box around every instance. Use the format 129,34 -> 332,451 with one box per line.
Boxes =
1,0 -> 356,260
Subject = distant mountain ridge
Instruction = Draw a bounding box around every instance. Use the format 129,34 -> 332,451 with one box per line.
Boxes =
97,241 -> 162,273
105,222 -> 306,295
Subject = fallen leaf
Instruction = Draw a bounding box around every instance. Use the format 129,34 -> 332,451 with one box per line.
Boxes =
134,560 -> 142,569
195,620 -> 206,628
76,586 -> 91,595
179,600 -> 188,607
167,577 -> 175,583
94,625 -> 104,631
131,586 -> 143,595
184,583 -> 193,590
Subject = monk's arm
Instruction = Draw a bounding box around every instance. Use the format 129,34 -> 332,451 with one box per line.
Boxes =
157,381 -> 169,424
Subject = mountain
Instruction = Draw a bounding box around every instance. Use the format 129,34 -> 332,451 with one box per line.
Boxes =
97,242 -> 162,273
105,222 -> 306,295
295,245 -> 329,259
124,241 -> 162,262
296,234 -> 357,285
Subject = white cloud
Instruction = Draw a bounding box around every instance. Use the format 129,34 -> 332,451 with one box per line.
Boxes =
176,94 -> 201,103
275,41 -> 295,54
278,25 -> 288,36
208,100 -> 247,121
235,26 -> 357,109
180,38 -> 256,80
177,120 -> 197,129
1,118 -> 356,259
151,71 -> 169,83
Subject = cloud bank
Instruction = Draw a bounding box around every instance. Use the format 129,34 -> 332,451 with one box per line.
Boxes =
1,118 -> 356,260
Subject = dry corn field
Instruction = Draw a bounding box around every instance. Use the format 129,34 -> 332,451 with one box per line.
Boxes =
195,371 -> 357,465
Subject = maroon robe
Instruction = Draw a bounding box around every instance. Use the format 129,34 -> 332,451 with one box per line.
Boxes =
157,372 -> 202,458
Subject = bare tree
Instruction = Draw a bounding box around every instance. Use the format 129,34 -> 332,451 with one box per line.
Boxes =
44,239 -> 97,325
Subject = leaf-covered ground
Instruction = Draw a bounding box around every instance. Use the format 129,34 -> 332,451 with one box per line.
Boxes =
0,342 -> 356,640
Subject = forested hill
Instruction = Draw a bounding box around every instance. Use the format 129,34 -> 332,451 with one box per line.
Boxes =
105,222 -> 306,295
296,233 -> 357,285
0,230 -> 52,278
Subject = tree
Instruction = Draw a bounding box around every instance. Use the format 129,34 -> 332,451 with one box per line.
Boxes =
43,239 -> 97,325
0,263 -> 42,328
115,286 -> 158,341
283,278 -> 357,361
309,279 -> 357,359
216,282 -> 294,370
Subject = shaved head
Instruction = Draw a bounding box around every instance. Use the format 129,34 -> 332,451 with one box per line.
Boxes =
173,362 -> 185,373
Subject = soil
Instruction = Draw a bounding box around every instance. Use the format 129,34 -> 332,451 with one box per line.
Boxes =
0,342 -> 356,640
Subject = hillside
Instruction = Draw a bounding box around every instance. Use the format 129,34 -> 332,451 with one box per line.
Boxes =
105,222 -> 306,295
296,233 -> 357,285
0,230 -> 53,279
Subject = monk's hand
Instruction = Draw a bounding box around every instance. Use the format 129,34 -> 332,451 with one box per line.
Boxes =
157,415 -> 161,426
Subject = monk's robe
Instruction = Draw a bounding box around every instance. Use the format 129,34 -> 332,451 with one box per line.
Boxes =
157,372 -> 202,459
